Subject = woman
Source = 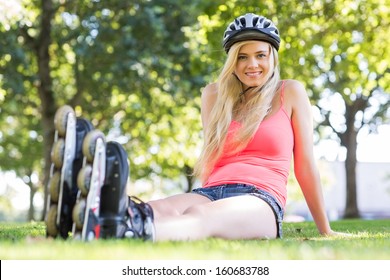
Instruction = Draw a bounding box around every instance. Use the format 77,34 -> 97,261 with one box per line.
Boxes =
121,13 -> 342,242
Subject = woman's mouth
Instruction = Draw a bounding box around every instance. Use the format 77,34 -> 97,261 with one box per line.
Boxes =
245,71 -> 262,77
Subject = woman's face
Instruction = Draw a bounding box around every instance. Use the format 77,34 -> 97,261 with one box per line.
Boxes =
234,41 -> 274,90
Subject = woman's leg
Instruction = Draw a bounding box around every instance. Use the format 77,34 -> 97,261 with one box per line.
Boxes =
153,195 -> 277,241
148,192 -> 212,218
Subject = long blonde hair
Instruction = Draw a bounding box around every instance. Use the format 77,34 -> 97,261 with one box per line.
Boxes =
193,41 -> 281,183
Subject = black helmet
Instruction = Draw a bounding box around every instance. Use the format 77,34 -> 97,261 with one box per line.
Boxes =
222,13 -> 280,53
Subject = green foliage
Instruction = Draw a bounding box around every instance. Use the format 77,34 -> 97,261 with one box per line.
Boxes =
0,0 -> 389,220
280,0 -> 389,140
49,0 -> 208,183
0,0 -> 207,186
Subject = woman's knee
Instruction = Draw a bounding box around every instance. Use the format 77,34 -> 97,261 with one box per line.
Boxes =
182,203 -> 208,217
149,193 -> 211,219
148,199 -> 181,218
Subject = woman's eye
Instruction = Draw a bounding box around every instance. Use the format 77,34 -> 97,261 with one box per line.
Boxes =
238,55 -> 247,60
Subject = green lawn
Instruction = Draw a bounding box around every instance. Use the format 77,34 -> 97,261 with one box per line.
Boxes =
0,219 -> 389,260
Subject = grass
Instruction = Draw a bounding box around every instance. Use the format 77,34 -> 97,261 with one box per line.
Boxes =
0,219 -> 389,260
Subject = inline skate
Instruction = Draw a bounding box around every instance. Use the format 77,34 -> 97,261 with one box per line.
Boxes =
45,105 -> 93,239
98,141 -> 155,241
71,129 -> 107,241
71,138 -> 155,241
45,105 -> 155,241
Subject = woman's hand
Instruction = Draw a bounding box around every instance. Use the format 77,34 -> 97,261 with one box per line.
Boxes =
321,230 -> 354,238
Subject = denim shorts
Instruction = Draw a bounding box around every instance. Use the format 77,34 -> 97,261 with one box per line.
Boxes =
192,184 -> 284,238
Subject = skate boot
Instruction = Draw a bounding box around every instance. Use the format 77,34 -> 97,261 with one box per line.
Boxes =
89,141 -> 155,241
71,136 -> 154,241
124,196 -> 155,241
45,105 -> 94,239
96,141 -> 155,241
99,141 -> 131,239
72,129 -> 106,241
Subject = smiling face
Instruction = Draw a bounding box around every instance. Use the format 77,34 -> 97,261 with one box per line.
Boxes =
234,41 -> 274,90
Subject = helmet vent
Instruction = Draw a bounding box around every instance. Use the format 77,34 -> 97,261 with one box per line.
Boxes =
240,18 -> 246,27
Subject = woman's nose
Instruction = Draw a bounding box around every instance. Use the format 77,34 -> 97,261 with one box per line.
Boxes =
247,57 -> 258,68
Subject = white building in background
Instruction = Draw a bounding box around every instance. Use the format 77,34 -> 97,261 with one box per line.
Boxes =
286,161 -> 390,221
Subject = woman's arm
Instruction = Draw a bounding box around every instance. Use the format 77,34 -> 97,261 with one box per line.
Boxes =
287,80 -> 333,235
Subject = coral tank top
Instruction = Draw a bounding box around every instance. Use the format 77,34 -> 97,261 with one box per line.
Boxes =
203,81 -> 294,208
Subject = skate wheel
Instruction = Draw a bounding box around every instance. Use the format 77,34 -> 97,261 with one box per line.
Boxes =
77,165 -> 92,196
46,205 -> 59,237
82,130 -> 105,162
72,199 -> 86,230
48,171 -> 61,202
54,105 -> 75,137
51,139 -> 65,168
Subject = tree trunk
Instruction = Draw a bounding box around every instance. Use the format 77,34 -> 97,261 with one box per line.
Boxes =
28,183 -> 36,221
36,0 -> 56,220
184,164 -> 194,192
341,103 -> 361,218
343,131 -> 360,218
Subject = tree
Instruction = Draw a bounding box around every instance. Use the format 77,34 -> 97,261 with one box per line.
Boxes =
0,0 -> 46,220
0,0 -> 206,220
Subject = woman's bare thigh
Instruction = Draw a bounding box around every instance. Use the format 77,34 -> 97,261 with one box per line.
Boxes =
183,195 -> 277,239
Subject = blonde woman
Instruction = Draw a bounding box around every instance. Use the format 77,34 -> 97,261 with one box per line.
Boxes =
111,12 -> 344,242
